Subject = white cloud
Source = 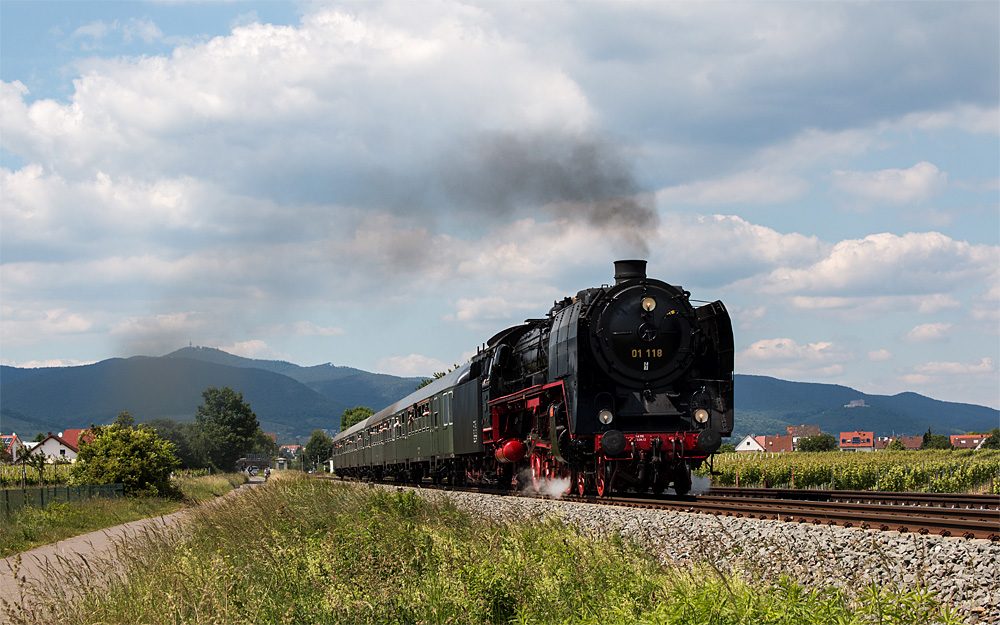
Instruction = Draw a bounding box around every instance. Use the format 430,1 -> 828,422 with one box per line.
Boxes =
0,306 -> 93,346
219,339 -> 289,361
913,358 -> 995,375
867,349 -> 893,362
375,354 -> 448,377
896,104 -> 1000,135
831,161 -> 947,205
736,337 -> 852,378
903,322 -> 953,343
0,358 -> 96,368
761,232 -> 998,297
657,170 -> 809,206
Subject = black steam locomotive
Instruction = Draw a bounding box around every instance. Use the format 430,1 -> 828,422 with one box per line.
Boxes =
330,260 -> 733,496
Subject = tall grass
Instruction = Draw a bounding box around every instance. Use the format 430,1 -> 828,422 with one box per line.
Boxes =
10,473 -> 962,625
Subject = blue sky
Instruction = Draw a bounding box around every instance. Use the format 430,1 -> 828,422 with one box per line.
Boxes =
2,1 -> 998,410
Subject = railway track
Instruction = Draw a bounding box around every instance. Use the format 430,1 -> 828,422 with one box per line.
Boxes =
598,491 -> 1000,541
318,475 -> 1000,540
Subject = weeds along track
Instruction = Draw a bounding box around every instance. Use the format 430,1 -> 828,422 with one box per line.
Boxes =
317,475 -> 1000,540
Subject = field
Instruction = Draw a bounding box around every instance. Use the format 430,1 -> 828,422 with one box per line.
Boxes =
8,474 -> 964,625
697,449 -> 1000,494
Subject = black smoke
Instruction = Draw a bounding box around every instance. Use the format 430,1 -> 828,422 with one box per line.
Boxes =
435,131 -> 658,255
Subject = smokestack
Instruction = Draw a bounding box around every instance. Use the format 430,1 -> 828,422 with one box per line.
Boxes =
614,259 -> 647,284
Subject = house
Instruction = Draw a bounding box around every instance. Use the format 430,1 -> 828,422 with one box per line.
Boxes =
1,434 -> 25,462
734,435 -> 765,452
785,424 -> 821,450
280,444 -> 303,458
950,434 -> 986,449
786,424 -> 821,439
840,430 -> 875,452
875,435 -> 922,450
28,432 -> 80,463
756,435 -> 795,453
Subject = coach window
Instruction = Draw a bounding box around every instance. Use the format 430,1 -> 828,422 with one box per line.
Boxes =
444,391 -> 453,426
432,397 -> 440,428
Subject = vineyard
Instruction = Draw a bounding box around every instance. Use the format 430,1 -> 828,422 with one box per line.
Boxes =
0,464 -> 74,488
698,449 -> 1000,494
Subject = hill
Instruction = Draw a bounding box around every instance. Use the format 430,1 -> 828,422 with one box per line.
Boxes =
2,350 -> 997,442
1,357 -> 341,439
731,375 -> 998,440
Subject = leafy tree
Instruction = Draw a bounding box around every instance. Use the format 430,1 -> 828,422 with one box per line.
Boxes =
717,443 -> 736,454
70,423 -> 179,497
340,406 -> 374,431
304,430 -> 334,470
884,438 -> 908,452
146,418 -> 207,469
797,433 -> 838,452
250,429 -> 279,458
920,429 -> 952,450
194,386 -> 260,472
113,410 -> 135,429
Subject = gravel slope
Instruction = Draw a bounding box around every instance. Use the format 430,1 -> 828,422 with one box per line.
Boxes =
405,486 -> 1000,623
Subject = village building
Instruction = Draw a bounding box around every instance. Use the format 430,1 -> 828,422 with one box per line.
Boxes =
734,435 -> 765,452
29,432 -> 80,463
1,434 -> 25,462
839,430 -> 875,452
875,435 -> 922,450
756,435 -> 795,453
784,424 -> 821,450
950,434 -> 986,449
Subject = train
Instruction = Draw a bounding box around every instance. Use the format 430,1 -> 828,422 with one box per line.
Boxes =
330,260 -> 733,496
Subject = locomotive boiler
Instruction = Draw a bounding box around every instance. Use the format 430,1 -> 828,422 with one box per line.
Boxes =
331,260 -> 733,496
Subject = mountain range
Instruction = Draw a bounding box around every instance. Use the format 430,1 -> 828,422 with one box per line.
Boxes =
2,347 -> 996,442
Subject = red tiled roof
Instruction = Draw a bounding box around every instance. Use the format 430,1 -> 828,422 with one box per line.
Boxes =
60,429 -> 94,449
840,431 -> 874,448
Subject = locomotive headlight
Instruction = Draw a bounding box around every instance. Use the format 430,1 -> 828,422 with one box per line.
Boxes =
598,409 -> 615,425
694,408 -> 710,424
642,297 -> 656,312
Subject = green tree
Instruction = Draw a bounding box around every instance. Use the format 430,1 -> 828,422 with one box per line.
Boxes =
146,418 -> 207,469
70,424 -> 179,497
194,386 -> 260,472
304,430 -> 334,471
113,410 -> 135,429
797,432 -> 838,452
340,406 -> 374,431
920,428 -> 952,450
717,443 -> 736,454
250,429 -> 279,459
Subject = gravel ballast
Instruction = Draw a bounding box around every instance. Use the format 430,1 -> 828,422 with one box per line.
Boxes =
392,485 -> 1000,623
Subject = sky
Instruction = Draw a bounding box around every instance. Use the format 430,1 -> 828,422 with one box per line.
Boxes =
1,1 -> 998,410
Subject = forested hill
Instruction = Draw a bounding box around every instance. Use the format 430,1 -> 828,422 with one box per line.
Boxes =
2,349 -> 996,442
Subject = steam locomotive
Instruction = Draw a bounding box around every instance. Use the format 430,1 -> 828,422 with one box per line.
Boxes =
330,260 -> 733,496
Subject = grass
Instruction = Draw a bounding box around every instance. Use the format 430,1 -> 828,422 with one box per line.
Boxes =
0,473 -> 248,557
7,473 -> 964,625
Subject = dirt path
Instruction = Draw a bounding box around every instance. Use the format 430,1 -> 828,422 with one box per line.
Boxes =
0,477 -> 263,621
